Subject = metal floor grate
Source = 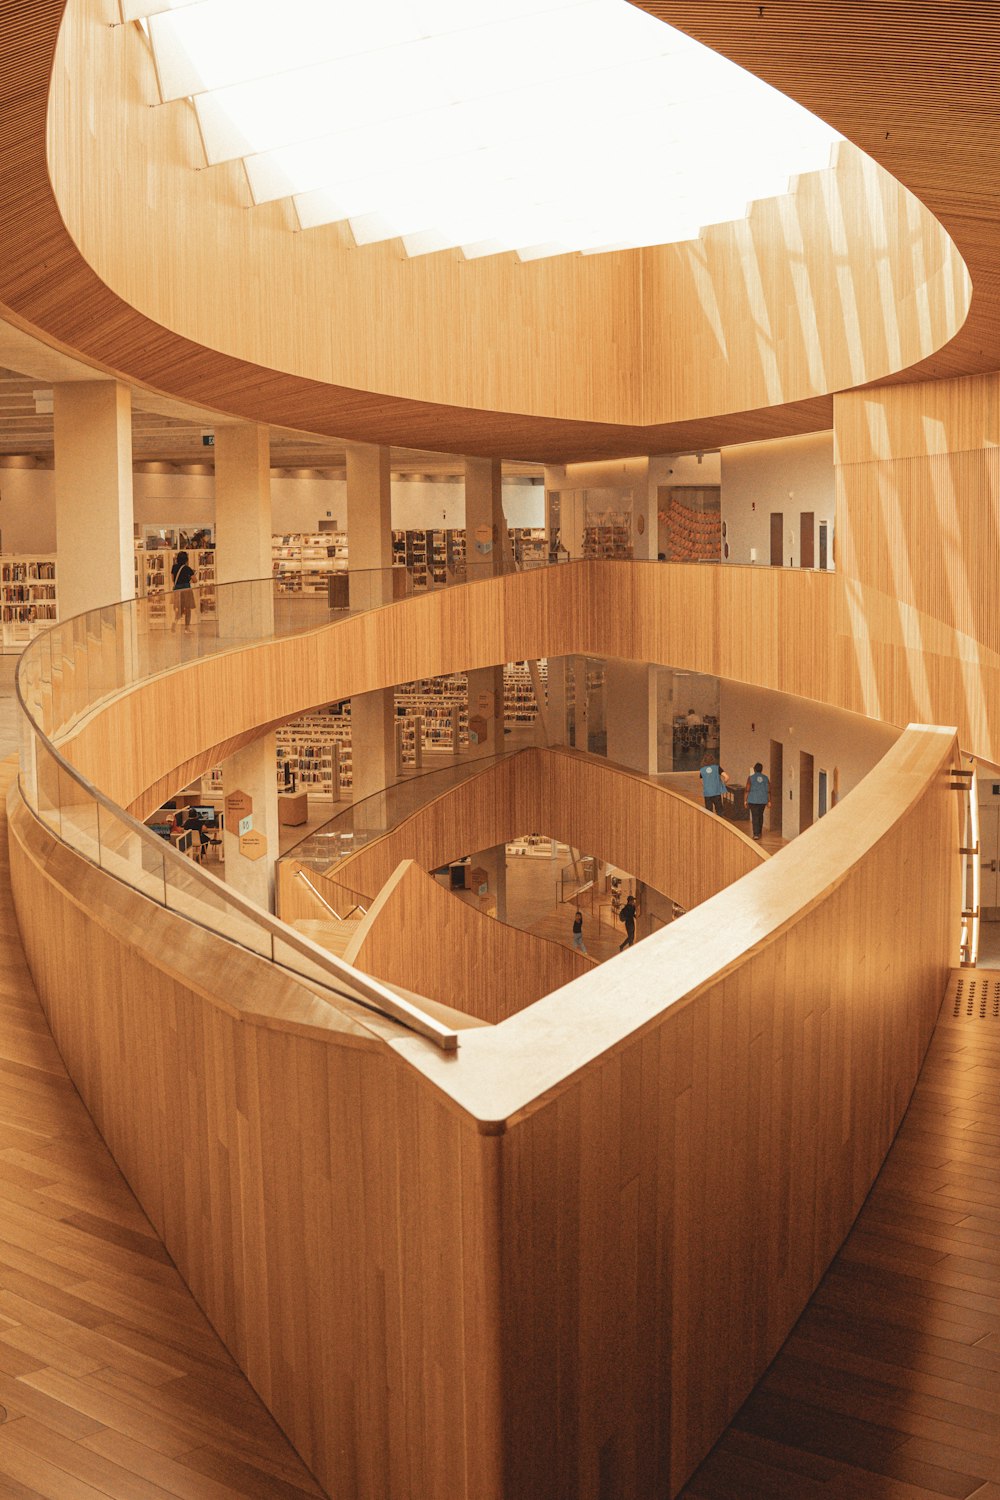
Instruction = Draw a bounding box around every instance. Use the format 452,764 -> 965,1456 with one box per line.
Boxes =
951,974 -> 1000,1020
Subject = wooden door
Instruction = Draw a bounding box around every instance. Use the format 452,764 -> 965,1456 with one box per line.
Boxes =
818,519 -> 829,570
769,512 -> 783,566
979,795 -> 1000,916
769,739 -> 783,833
799,751 -> 814,832
800,512 -> 815,568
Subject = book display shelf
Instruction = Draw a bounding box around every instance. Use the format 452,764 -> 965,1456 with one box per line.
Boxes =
272,533 -> 348,594
0,555 -> 57,652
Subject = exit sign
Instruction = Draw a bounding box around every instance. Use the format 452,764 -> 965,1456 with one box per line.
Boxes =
202,433 -> 215,447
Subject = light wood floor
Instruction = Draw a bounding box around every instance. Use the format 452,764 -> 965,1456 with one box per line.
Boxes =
679,969 -> 1000,1500
2,738 -> 994,1496
0,759 -> 326,1500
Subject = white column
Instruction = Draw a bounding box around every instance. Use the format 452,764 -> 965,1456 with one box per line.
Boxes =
346,445 -> 396,807
220,732 -> 279,912
54,381 -> 134,616
570,656 -> 590,750
350,690 -> 396,833
466,665 -> 505,758
465,457 -> 509,578
605,660 -> 658,775
546,657 -> 570,746
632,458 -> 658,561
214,424 -> 273,638
347,442 -> 392,609
214,424 -> 272,582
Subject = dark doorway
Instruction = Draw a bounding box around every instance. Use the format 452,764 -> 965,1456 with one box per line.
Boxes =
770,512 -> 783,567
769,739 -> 783,834
818,519 -> 829,570
800,751 -> 815,833
800,512 -> 815,569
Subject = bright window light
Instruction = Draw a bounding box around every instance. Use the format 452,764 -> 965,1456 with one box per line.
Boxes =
136,0 -> 841,261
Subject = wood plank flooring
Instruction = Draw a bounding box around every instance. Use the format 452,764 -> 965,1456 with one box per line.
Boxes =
678,970 -> 1000,1500
0,759 -> 326,1500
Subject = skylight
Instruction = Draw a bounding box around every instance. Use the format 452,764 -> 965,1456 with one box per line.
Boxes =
128,0 -> 841,261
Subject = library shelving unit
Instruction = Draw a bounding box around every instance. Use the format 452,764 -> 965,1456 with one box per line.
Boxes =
271,532 -> 348,594
0,555 -> 57,652
582,514 -> 632,560
510,528 -> 548,567
395,675 -> 469,749
391,530 -> 467,591
275,703 -> 351,797
503,660 -> 546,730
395,715 -> 423,772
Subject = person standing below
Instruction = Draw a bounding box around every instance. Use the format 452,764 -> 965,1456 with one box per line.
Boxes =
698,752 -> 728,815
745,761 -> 771,841
171,549 -> 196,633
618,893 -> 637,951
571,909 -> 587,954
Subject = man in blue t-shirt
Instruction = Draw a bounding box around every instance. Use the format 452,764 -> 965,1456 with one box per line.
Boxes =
745,762 -> 771,841
698,756 -> 727,814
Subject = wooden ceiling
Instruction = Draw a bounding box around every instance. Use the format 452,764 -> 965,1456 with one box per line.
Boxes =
0,2 -> 994,462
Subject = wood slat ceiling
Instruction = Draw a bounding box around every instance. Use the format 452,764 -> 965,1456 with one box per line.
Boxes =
0,2 -> 993,461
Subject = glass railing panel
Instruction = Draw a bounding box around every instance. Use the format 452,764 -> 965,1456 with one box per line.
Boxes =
96,798 -> 171,904
34,735 -> 63,837
56,758 -> 101,864
162,853 -> 273,957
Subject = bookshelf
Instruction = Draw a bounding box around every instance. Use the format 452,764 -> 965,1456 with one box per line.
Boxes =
134,538 -> 216,622
582,513 -> 632,560
272,532 -> 348,594
503,660 -> 546,730
0,555 -> 57,651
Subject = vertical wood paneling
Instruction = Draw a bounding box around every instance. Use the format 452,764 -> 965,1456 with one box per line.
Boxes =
7,720 -> 960,1499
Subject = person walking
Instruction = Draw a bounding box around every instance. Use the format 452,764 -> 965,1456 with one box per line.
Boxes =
171,550 -> 196,632
618,893 -> 637,951
745,761 -> 771,841
698,752 -> 728,815
571,909 -> 587,953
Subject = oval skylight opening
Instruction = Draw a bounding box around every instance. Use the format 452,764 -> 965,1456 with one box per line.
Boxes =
128,0 -> 841,261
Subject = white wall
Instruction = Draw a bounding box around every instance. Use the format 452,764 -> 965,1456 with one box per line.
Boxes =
0,466 -> 55,552
720,679 -> 898,840
720,430 -> 834,568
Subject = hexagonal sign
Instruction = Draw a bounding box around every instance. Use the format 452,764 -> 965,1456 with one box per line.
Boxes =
226,788 -> 253,820
239,829 -> 267,862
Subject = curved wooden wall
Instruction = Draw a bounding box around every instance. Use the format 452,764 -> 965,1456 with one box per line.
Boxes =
291,746 -> 764,918
47,6 -> 964,437
44,561 -> 1000,810
8,716 -> 962,1499
342,858 -> 591,1023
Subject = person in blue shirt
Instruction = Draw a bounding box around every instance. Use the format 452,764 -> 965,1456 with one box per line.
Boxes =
745,762 -> 771,841
698,753 -> 728,814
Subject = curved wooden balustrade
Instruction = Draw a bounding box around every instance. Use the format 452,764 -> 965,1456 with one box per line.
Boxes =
277,743 -> 764,920
8,627 -> 964,1500
340,859 -> 592,1023
46,560 -> 1000,812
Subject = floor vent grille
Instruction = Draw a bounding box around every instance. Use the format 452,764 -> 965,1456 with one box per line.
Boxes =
951,975 -> 1000,1020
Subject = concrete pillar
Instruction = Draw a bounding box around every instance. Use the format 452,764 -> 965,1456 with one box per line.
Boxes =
478,841 -> 508,923
465,457 -> 509,578
347,442 -> 392,609
346,446 -> 396,812
220,732 -> 279,912
632,458 -> 658,562
570,656 -> 590,750
54,381 -> 134,617
605,659 -> 658,775
350,689 -> 396,826
214,424 -> 272,582
214,424 -> 273,637
466,665 -> 505,758
546,656 -> 570,746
